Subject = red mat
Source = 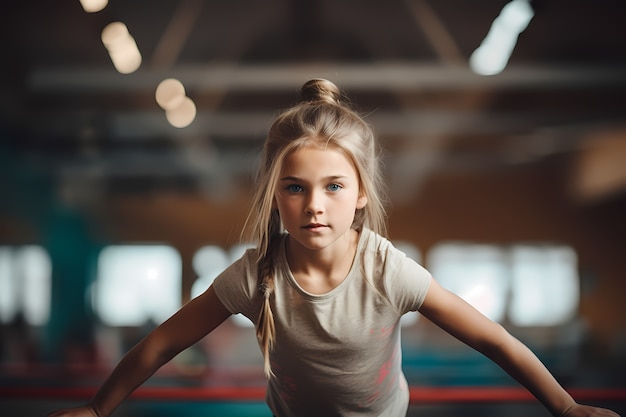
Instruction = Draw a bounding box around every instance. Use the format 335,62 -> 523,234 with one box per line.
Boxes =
2,386 -> 625,403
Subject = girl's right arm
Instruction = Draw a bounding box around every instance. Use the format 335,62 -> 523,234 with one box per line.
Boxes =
46,285 -> 232,417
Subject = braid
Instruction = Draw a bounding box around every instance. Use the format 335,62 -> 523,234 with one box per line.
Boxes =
256,229 -> 281,378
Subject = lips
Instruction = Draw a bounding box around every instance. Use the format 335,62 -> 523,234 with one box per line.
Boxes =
303,223 -> 327,230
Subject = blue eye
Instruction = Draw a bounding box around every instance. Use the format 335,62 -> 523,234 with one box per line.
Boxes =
327,183 -> 342,192
287,184 -> 303,193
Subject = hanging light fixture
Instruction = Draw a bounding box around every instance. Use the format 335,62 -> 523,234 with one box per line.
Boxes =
101,22 -> 142,74
470,0 -> 535,76
155,78 -> 186,111
78,0 -> 108,13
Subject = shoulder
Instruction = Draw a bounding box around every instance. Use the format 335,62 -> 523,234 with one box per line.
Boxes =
212,246 -> 262,311
222,246 -> 261,277
357,228 -> 408,284
359,228 -> 405,265
359,228 -> 432,311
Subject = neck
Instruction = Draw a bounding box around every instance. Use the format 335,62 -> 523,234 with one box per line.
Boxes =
285,229 -> 359,290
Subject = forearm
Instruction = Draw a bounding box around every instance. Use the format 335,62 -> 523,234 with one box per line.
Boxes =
89,334 -> 173,417
484,330 -> 576,416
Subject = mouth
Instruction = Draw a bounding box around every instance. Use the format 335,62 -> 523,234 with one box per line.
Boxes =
303,223 -> 327,231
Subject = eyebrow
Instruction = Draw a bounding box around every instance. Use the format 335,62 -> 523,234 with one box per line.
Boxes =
279,175 -> 349,182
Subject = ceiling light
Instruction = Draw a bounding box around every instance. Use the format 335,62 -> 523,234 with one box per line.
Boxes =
155,78 -> 186,110
166,97 -> 197,128
79,0 -> 108,13
470,0 -> 534,76
101,22 -> 142,74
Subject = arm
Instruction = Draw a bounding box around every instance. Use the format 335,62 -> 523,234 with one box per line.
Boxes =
47,285 -> 232,417
418,278 -> 620,417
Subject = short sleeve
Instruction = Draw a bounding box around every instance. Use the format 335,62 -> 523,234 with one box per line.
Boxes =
362,229 -> 432,315
212,249 -> 262,321
387,255 -> 432,313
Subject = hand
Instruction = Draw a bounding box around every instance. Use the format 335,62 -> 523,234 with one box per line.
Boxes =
561,404 -> 621,417
46,405 -> 99,417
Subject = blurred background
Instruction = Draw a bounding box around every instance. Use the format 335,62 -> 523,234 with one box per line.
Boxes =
1,0 -> 625,416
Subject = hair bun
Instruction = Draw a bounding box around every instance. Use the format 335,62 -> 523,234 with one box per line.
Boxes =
300,78 -> 341,105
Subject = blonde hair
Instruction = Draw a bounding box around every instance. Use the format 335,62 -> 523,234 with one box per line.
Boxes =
242,78 -> 387,377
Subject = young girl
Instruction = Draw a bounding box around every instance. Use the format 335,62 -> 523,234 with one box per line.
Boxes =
48,79 -> 619,417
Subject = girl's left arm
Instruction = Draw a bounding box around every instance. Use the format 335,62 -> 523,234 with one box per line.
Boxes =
417,277 -> 620,417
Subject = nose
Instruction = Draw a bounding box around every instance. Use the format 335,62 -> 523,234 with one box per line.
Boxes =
304,189 -> 324,215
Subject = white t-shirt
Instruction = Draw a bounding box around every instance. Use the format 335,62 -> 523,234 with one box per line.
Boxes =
213,228 -> 432,417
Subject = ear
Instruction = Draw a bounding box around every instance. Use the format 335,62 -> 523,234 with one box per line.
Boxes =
356,193 -> 368,209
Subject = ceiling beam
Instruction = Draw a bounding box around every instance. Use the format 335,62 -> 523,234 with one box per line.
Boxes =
149,0 -> 204,69
28,63 -> 626,93
24,109 -> 622,140
404,0 -> 465,65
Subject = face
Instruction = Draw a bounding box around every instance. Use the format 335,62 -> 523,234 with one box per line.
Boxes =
274,146 -> 367,253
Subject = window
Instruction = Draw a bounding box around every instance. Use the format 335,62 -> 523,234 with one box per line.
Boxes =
427,243 -> 509,322
94,245 -> 181,326
509,245 -> 579,326
426,242 -> 580,326
0,245 -> 51,326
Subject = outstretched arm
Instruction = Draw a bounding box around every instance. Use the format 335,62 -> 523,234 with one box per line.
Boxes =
418,278 -> 620,417
47,285 -> 232,417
